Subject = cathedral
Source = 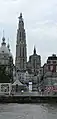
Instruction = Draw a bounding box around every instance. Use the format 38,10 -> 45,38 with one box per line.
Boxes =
0,13 -> 57,94
15,13 -> 41,79
0,13 -> 41,93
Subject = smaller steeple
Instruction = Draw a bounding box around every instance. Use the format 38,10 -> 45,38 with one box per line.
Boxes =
18,13 -> 23,22
20,13 -> 22,18
7,38 -> 10,52
18,13 -> 24,29
2,30 -> 6,45
34,46 -> 36,54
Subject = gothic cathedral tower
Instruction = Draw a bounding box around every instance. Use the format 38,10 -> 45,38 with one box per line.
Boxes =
15,13 -> 27,72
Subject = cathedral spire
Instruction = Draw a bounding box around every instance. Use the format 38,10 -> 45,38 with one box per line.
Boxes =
19,13 -> 22,19
7,38 -> 10,52
16,13 -> 27,72
18,13 -> 24,30
34,46 -> 36,54
2,30 -> 6,45
19,13 -> 23,22
17,13 -> 26,44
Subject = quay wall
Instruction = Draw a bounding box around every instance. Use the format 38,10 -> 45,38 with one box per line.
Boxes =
0,95 -> 57,103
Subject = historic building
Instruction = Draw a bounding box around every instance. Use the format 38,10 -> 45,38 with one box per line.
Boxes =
15,13 -> 41,92
27,47 -> 41,75
43,54 -> 57,74
0,36 -> 13,83
42,54 -> 57,94
47,54 -> 57,72
15,13 -> 27,73
0,36 -> 13,95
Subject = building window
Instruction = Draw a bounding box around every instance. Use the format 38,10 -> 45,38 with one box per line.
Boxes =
2,51 -> 4,53
56,66 -> 57,72
47,60 -> 51,64
53,61 -> 56,64
23,59 -> 24,68
20,47 -> 21,56
20,32 -> 21,38
48,65 -> 50,71
53,65 -> 56,72
23,47 -> 24,57
33,59 -> 35,68
50,65 -> 53,71
20,59 -> 21,69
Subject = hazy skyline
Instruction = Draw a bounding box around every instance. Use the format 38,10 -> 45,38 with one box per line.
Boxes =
0,0 -> 57,66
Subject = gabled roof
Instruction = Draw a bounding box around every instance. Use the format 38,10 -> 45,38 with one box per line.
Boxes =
12,80 -> 23,86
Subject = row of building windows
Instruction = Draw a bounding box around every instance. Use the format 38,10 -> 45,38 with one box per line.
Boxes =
47,65 -> 57,72
47,60 -> 57,64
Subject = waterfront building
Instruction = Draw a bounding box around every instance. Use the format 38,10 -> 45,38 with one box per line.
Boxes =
0,36 -> 13,83
43,54 -> 57,94
0,35 -> 13,95
47,54 -> 57,72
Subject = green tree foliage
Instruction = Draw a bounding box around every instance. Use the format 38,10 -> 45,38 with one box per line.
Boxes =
0,66 -> 10,83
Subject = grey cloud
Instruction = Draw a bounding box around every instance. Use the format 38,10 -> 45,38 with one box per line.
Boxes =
0,0 -> 57,65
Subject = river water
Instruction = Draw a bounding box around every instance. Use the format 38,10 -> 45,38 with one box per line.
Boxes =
0,103 -> 57,119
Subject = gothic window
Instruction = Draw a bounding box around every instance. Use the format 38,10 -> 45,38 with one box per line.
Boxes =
20,59 -> 21,69
20,47 -> 21,56
20,32 -> 21,41
56,66 -> 57,72
48,65 -> 50,70
23,47 -> 24,57
53,61 -> 56,64
23,59 -> 24,68
50,65 -> 53,71
33,59 -> 35,68
47,60 -> 51,64
20,32 -> 21,37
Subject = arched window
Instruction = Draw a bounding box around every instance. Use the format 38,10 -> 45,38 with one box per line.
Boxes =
20,32 -> 21,38
23,47 -> 24,57
16,84 -> 18,92
23,59 -> 24,68
20,47 -> 21,56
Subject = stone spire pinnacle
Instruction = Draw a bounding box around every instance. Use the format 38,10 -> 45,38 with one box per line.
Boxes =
7,38 -> 10,52
34,46 -> 36,54
18,13 -> 24,29
2,30 -> 6,45
20,13 -> 22,18
19,13 -> 23,21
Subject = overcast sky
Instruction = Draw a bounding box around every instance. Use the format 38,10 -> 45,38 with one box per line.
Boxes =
0,0 -> 57,66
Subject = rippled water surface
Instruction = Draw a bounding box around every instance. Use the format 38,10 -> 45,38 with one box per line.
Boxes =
0,103 -> 57,119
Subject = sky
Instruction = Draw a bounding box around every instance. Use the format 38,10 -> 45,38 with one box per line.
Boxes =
0,0 -> 57,66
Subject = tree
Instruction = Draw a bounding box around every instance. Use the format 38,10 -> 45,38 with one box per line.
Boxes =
0,65 -> 10,83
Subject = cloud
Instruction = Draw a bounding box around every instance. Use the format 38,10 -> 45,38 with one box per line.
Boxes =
0,0 -> 57,65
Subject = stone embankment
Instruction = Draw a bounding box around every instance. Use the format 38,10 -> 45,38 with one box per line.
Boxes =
0,92 -> 57,103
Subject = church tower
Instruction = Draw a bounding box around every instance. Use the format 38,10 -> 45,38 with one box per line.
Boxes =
15,13 -> 27,72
